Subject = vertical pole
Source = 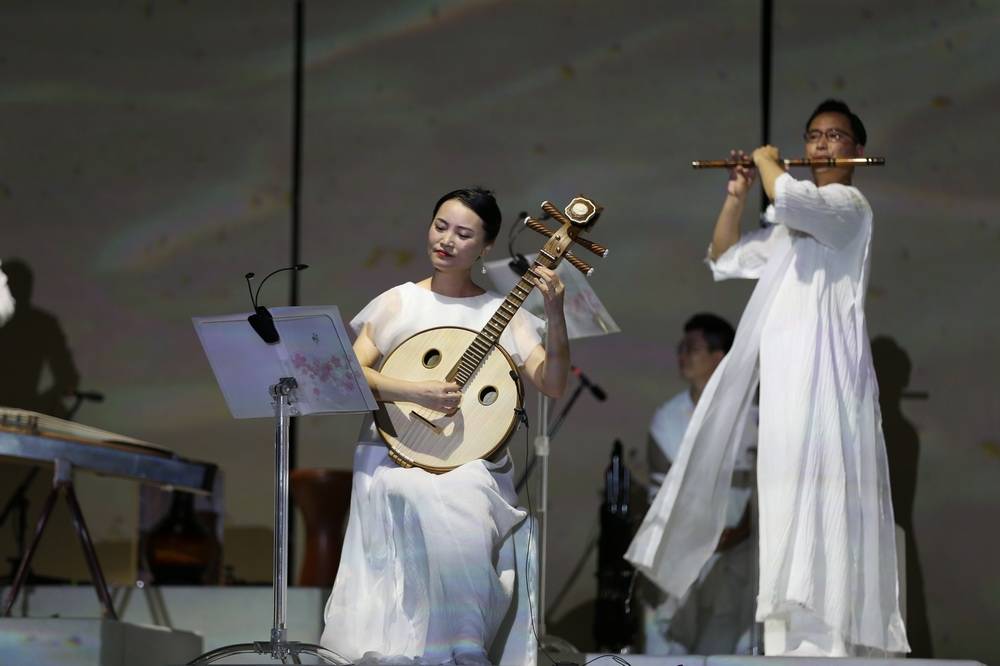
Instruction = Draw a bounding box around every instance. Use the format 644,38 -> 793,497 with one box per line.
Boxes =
290,0 -> 304,310
537,400 -> 550,635
287,0 -> 305,581
760,0 -> 774,215
535,326 -> 551,636
754,0 -> 774,652
272,381 -> 293,655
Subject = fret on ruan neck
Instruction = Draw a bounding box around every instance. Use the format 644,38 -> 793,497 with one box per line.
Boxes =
448,260 -> 549,387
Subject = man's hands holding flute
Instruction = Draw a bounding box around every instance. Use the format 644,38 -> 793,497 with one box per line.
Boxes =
711,144 -> 786,259
725,149 -> 757,200
751,144 -> 786,202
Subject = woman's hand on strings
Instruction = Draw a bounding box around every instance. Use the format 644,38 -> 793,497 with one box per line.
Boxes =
726,149 -> 757,199
410,380 -> 462,413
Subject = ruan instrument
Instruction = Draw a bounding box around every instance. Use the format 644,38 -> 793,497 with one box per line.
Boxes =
692,157 -> 885,169
375,196 -> 607,472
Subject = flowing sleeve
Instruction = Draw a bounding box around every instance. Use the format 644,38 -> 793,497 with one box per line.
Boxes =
503,307 -> 544,368
706,223 -> 781,281
349,285 -> 405,356
774,171 -> 869,249
0,263 -> 13,326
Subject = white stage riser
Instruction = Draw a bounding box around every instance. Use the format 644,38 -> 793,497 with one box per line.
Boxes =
0,618 -> 201,666
582,656 -> 986,666
1,584 -> 325,653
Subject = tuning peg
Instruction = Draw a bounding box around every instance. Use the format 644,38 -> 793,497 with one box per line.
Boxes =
565,251 -> 594,277
522,214 -> 609,261
571,236 -> 609,258
523,216 -> 554,238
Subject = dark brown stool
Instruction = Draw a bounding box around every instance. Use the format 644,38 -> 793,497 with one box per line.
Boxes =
290,468 -> 353,587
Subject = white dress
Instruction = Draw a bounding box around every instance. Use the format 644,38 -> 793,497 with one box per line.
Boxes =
626,173 -> 908,655
321,282 -> 543,665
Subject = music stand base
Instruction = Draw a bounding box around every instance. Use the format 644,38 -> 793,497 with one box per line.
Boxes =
538,632 -> 579,653
187,384 -> 348,665
189,639 -> 344,664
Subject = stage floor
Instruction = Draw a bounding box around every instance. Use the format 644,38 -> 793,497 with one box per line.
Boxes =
0,585 -> 989,665
576,656 -> 987,666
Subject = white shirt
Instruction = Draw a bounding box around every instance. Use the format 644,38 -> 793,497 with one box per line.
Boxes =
649,389 -> 756,528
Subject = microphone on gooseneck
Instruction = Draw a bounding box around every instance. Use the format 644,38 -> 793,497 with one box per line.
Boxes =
245,264 -> 309,344
507,212 -> 532,277
572,365 -> 607,401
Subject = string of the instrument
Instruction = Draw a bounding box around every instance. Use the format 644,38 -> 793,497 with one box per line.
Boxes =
691,157 -> 885,169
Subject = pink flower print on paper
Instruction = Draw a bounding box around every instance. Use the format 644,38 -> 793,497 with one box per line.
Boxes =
291,352 -> 358,401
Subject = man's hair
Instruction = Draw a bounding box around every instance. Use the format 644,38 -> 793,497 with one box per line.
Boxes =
806,98 -> 867,146
684,313 -> 735,354
432,187 -> 502,243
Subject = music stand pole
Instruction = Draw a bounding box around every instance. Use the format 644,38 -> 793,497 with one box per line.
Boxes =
188,378 -> 341,664
271,379 -> 292,651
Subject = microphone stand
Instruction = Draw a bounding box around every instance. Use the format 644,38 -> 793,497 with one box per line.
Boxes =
523,354 -> 606,655
482,236 -> 618,657
516,369 -> 598,493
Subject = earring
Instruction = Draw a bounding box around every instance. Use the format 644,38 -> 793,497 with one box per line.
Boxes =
481,260 -> 487,275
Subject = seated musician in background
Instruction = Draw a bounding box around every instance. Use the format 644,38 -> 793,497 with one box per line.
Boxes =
641,313 -> 756,655
627,99 -> 908,656
320,187 -> 570,665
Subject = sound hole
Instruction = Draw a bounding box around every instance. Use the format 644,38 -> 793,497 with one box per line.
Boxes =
422,349 -> 442,369
478,386 -> 498,406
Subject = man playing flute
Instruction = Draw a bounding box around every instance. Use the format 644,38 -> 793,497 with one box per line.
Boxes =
627,99 -> 909,656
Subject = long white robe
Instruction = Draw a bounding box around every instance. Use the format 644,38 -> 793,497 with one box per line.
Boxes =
626,173 -> 909,654
321,282 -> 543,665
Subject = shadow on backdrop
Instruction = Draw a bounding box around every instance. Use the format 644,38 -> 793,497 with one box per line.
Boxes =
872,335 -> 933,657
0,258 -> 80,417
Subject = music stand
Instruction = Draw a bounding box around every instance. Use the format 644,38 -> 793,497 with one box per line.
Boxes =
189,305 -> 376,665
483,255 -> 619,648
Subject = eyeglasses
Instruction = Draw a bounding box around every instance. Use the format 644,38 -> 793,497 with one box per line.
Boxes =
677,341 -> 708,355
804,128 -> 855,144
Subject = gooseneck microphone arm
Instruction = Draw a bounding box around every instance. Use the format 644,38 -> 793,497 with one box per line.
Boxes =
245,264 -> 309,345
254,264 -> 308,309
245,272 -> 257,306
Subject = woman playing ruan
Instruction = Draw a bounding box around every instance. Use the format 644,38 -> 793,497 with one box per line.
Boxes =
321,187 -> 570,665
